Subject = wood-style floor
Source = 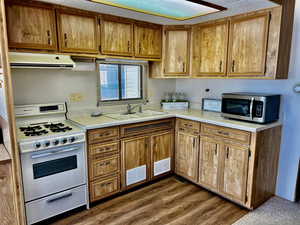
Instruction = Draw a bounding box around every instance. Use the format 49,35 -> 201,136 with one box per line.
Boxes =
51,177 -> 248,225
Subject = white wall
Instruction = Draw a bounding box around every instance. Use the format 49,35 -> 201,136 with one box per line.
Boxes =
176,1 -> 300,201
11,68 -> 176,110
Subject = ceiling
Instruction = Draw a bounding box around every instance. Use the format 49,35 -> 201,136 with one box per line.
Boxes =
38,0 -> 278,25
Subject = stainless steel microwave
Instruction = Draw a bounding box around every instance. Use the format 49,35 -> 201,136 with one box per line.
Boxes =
221,93 -> 281,124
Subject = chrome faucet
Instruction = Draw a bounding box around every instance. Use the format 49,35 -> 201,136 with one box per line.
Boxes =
126,100 -> 148,114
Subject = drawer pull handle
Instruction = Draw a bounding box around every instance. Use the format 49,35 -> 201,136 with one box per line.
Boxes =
105,162 -> 110,165
47,192 -> 72,203
218,131 -> 229,136
226,147 -> 230,159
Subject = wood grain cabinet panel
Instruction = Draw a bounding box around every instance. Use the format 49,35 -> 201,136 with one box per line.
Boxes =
6,2 -> 57,50
56,10 -> 99,53
198,136 -> 221,191
201,124 -> 251,145
89,141 -> 119,157
101,19 -> 133,56
220,144 -> 249,203
228,13 -> 270,77
89,155 -> 120,181
151,131 -> 173,178
175,132 -> 199,182
164,28 -> 191,76
90,175 -> 120,202
121,136 -> 150,188
88,127 -> 119,144
197,21 -> 229,77
134,24 -> 162,58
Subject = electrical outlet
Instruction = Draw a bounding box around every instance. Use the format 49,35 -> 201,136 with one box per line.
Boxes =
70,93 -> 84,102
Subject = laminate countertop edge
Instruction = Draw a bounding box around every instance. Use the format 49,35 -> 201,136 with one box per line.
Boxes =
0,144 -> 11,164
69,110 -> 282,133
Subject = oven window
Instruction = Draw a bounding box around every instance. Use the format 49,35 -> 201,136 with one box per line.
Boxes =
222,99 -> 251,116
33,156 -> 77,179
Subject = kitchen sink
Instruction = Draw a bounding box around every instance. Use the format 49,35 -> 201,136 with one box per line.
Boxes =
105,110 -> 167,120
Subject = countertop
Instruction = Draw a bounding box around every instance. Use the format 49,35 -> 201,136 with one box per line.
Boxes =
69,109 -> 282,133
0,144 -> 11,164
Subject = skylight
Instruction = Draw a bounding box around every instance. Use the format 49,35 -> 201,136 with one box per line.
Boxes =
91,0 -> 226,20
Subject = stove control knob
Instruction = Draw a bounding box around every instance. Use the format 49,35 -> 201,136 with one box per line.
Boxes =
44,141 -> 50,147
35,143 -> 41,149
62,138 -> 68,144
53,140 -> 59,146
69,137 -> 76,143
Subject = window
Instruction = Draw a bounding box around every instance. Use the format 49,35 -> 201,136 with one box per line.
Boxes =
99,63 -> 144,102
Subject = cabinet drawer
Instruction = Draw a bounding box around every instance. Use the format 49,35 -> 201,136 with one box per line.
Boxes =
88,127 -> 119,144
201,124 -> 251,144
120,119 -> 174,138
90,175 -> 120,202
89,141 -> 119,157
177,119 -> 200,134
89,155 -> 120,180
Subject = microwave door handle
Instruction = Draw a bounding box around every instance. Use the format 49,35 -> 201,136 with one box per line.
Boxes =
31,147 -> 80,159
250,97 -> 255,120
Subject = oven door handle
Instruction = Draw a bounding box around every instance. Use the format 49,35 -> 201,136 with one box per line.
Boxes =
31,147 -> 80,159
250,97 -> 255,120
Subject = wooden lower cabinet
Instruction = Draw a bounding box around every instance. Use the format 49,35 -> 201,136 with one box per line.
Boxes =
151,131 -> 173,179
175,119 -> 281,209
175,131 -> 199,182
220,144 -> 249,203
87,127 -> 121,203
198,136 -> 221,191
121,136 -> 150,188
90,175 -> 120,202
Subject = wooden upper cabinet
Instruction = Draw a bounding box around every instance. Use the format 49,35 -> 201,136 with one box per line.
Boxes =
197,21 -> 229,77
175,132 -> 199,181
220,144 -> 249,203
151,131 -> 173,178
228,13 -> 270,77
6,2 -> 57,50
134,24 -> 162,58
198,136 -> 221,191
121,136 -> 150,188
56,10 -> 99,53
101,18 -> 133,56
164,27 -> 191,76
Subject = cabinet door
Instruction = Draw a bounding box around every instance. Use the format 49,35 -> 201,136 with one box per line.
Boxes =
198,137 -> 221,191
151,131 -> 173,178
164,28 -> 191,76
57,10 -> 98,53
121,136 -> 150,188
175,132 -> 199,181
134,24 -> 162,58
228,13 -> 270,77
101,19 -> 133,56
6,3 -> 57,50
198,21 -> 228,76
220,144 -> 249,203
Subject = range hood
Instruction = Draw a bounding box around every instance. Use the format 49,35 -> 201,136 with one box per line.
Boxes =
9,52 -> 76,69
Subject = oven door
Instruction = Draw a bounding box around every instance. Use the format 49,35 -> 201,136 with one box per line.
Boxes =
21,143 -> 86,202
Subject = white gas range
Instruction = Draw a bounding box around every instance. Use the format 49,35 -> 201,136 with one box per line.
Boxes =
15,103 -> 88,225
